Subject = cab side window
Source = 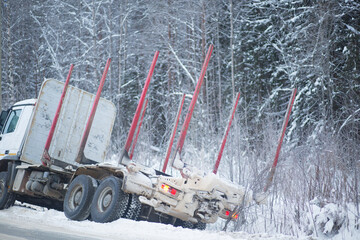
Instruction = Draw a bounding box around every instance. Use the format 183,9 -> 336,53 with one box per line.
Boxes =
3,109 -> 22,134
0,110 -> 9,132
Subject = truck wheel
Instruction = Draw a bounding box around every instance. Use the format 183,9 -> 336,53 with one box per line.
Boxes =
174,219 -> 194,229
64,175 -> 97,221
194,222 -> 206,230
0,171 -> 16,210
182,221 -> 194,229
90,176 -> 129,223
123,194 -> 142,220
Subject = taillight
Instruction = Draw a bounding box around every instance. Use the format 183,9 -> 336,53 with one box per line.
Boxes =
161,184 -> 177,196
224,210 -> 238,219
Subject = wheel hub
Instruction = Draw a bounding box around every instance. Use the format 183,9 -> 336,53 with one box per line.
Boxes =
69,185 -> 83,209
98,187 -> 113,212
74,190 -> 82,205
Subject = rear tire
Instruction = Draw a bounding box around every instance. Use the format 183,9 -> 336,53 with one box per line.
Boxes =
90,176 -> 130,223
174,219 -> 194,229
182,221 -> 194,229
194,222 -> 206,230
64,175 -> 97,221
123,194 -> 142,220
0,171 -> 16,210
174,219 -> 206,230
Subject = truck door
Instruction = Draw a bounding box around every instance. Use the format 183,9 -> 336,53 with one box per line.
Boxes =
0,104 -> 34,160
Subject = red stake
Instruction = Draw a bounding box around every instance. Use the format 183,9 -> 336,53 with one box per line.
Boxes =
172,45 -> 213,166
119,51 -> 159,164
263,88 -> 297,192
162,94 -> 186,173
76,58 -> 111,163
213,92 -> 241,174
42,64 -> 74,166
129,99 -> 148,159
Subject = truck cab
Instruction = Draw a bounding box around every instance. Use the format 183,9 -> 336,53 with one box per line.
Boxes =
0,99 -> 36,165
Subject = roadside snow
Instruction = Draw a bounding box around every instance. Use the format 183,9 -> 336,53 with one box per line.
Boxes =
0,202 -> 304,240
304,200 -> 360,240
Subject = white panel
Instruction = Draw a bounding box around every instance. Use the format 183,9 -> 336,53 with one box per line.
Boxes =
21,79 -> 116,166
85,98 -> 116,161
21,80 -> 63,165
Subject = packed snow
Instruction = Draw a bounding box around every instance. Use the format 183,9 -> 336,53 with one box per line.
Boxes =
0,202 -> 305,240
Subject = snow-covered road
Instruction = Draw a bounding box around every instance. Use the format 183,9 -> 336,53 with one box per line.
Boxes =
0,202 -> 306,240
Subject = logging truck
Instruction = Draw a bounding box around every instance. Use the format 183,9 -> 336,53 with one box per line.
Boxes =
0,46 -> 286,230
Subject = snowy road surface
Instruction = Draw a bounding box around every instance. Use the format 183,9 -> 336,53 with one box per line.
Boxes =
0,202 -> 306,240
0,222 -> 99,240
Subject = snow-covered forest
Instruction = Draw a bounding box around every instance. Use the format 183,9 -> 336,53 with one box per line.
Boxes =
1,0 -> 359,238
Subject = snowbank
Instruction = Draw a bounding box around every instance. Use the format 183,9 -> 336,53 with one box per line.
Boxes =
305,199 -> 360,240
0,202 -> 303,240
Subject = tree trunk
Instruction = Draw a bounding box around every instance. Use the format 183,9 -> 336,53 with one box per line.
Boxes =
216,11 -> 222,125
229,0 -> 235,100
0,0 -> 2,110
7,6 -> 15,104
108,3 -> 113,101
229,0 -> 235,182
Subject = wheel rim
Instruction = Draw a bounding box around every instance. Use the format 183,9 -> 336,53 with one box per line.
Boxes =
97,186 -> 113,212
68,185 -> 83,210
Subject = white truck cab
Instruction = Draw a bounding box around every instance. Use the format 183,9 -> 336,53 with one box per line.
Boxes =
0,99 -> 36,162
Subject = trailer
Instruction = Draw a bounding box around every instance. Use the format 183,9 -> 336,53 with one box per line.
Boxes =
0,49 -> 283,230
0,79 -> 247,226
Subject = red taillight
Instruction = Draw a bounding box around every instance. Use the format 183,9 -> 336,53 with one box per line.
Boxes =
224,210 -> 238,219
161,184 -> 177,196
